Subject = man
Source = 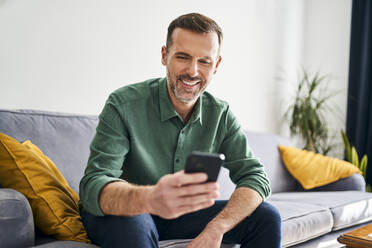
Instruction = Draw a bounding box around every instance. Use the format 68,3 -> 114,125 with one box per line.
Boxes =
79,13 -> 281,248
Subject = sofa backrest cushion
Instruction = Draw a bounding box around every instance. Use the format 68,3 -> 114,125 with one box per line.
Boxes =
217,131 -> 301,199
0,109 -> 98,193
245,131 -> 301,193
0,109 -> 298,195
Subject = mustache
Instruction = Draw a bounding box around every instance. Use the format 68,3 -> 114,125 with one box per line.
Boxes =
177,75 -> 202,82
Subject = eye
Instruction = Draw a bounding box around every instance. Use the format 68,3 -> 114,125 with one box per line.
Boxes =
199,60 -> 212,65
176,55 -> 189,60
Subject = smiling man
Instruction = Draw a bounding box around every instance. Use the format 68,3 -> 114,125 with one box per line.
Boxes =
163,27 -> 220,108
79,13 -> 281,248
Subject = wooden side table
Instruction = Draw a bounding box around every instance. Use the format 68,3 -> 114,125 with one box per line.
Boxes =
338,224 -> 372,247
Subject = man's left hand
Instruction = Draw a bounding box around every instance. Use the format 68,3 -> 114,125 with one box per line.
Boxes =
187,227 -> 223,248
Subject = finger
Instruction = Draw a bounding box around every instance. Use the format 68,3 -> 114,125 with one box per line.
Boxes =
170,170 -> 208,186
176,182 -> 219,196
177,199 -> 215,216
179,191 -> 220,206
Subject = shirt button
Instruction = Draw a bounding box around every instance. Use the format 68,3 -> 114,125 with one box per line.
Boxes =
176,158 -> 180,163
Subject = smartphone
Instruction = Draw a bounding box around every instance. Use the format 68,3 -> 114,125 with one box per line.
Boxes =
184,151 -> 225,182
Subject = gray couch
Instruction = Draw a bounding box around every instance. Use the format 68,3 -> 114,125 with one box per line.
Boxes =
1,109 -> 371,248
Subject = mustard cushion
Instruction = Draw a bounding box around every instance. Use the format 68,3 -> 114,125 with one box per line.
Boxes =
0,133 -> 90,243
278,145 -> 361,190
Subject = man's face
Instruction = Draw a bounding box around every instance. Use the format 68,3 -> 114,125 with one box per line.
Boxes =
161,28 -> 221,105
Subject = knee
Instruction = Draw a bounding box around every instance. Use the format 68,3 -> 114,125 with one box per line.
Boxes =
261,202 -> 281,223
257,202 -> 282,231
233,202 -> 281,246
81,211 -> 159,248
108,214 -> 159,240
244,202 -> 282,247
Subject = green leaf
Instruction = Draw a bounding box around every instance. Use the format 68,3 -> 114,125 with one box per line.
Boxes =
341,130 -> 352,161
366,184 -> 372,192
340,130 -> 349,146
361,155 -> 368,177
351,147 -> 359,167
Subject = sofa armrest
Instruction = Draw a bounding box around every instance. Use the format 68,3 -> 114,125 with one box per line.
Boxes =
305,173 -> 366,192
0,188 -> 35,247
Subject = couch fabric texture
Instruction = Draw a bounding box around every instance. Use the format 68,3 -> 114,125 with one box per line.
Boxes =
0,109 -> 372,248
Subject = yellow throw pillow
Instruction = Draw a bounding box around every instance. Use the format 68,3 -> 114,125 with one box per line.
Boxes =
278,145 -> 361,189
0,133 -> 90,243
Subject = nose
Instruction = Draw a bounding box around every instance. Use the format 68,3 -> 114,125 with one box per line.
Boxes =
186,60 -> 199,78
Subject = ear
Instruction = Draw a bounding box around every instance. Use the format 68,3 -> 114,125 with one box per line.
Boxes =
213,56 -> 222,74
161,46 -> 167,65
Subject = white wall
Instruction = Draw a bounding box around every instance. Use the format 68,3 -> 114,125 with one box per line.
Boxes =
0,0 -> 351,145
302,0 -> 352,156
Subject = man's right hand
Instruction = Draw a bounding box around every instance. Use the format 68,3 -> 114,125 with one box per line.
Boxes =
145,170 -> 220,219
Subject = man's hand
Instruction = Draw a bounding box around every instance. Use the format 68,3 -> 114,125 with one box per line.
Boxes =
187,225 -> 223,248
188,187 -> 263,247
145,170 -> 220,219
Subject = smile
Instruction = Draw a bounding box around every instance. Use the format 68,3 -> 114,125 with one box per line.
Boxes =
181,79 -> 200,86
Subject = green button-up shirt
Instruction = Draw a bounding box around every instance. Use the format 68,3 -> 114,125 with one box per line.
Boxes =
79,77 -> 271,216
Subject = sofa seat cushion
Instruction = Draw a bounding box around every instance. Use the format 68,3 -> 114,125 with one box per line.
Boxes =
33,240 -> 99,247
33,238 -> 238,248
158,240 -> 238,248
270,191 -> 372,230
267,199 -> 333,247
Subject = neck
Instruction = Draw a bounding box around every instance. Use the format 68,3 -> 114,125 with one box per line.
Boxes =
167,84 -> 196,123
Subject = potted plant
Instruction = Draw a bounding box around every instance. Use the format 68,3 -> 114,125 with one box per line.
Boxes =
284,70 -> 338,155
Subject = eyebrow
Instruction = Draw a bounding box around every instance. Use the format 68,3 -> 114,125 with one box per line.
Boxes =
175,52 -> 190,57
174,52 -> 213,61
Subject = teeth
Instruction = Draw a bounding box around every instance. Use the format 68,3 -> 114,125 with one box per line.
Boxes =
182,80 -> 199,86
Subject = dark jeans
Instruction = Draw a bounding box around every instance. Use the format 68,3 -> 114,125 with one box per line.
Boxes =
81,201 -> 281,248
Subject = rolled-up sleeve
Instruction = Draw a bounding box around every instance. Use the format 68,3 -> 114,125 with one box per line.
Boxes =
79,96 -> 129,216
219,108 -> 271,200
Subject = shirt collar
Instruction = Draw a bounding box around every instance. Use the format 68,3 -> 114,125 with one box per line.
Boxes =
158,78 -> 203,125
189,96 -> 203,125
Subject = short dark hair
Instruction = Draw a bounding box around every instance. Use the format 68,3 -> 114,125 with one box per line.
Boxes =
166,13 -> 223,53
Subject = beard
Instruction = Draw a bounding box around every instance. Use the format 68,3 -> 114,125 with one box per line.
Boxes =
166,69 -> 206,104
